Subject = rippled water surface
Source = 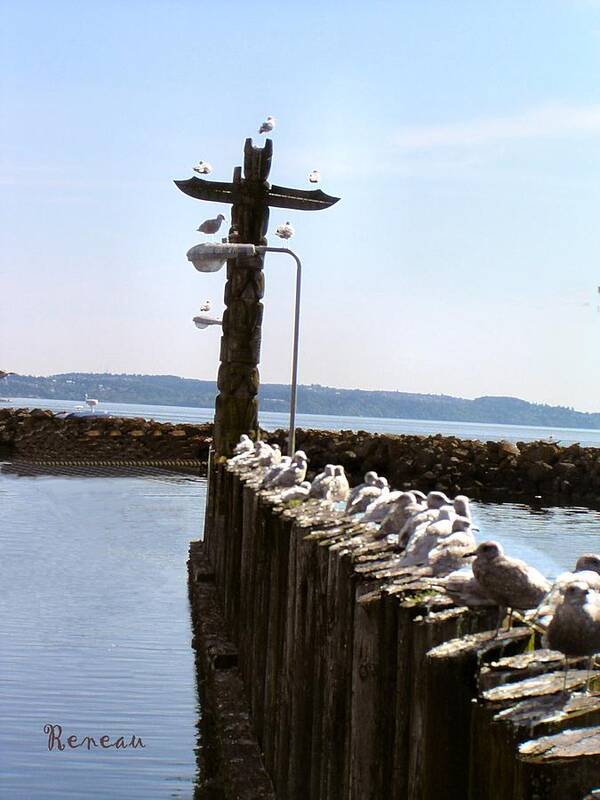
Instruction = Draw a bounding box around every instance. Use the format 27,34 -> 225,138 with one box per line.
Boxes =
0,465 -> 205,799
473,501 -> 600,579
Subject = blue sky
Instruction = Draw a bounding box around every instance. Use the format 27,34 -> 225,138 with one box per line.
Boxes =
2,0 -> 600,409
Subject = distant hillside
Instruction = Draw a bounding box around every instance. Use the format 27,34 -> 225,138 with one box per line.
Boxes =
3,372 -> 600,429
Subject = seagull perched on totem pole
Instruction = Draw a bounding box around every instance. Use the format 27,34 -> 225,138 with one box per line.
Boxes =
308,170 -> 320,184
259,116 -> 276,134
199,300 -> 211,312
197,214 -> 226,235
193,161 -> 212,175
275,221 -> 294,241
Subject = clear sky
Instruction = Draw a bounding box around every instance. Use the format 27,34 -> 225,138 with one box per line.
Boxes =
2,1 -> 600,410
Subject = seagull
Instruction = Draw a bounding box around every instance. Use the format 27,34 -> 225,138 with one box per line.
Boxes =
233,434 -> 254,456
469,540 -> 551,633
280,481 -> 312,502
262,456 -> 292,488
328,465 -> 350,502
230,440 -> 264,466
426,529 -> 478,575
548,582 -> 600,652
200,300 -> 211,312
534,553 -> 600,627
546,581 -> 600,690
362,491 -> 417,525
308,170 -> 320,184
193,161 -> 212,175
84,394 -> 99,412
346,471 -> 379,507
396,491 -> 453,546
400,511 -> 474,567
309,465 -> 336,498
269,451 -> 308,488
346,475 -> 389,515
275,221 -> 294,241
197,214 -> 226,235
259,116 -> 276,134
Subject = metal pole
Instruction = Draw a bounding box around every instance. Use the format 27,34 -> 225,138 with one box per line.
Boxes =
259,246 -> 302,456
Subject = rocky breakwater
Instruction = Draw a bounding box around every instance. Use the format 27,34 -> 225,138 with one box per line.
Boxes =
0,407 -> 212,466
268,429 -> 600,509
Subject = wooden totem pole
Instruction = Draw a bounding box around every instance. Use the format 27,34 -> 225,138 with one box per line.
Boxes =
176,138 -> 339,457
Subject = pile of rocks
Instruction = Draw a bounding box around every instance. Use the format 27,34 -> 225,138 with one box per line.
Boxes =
3,408 -> 600,507
0,408 -> 212,463
267,428 -> 600,508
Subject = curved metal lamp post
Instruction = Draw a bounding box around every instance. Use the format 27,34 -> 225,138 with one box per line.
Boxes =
187,242 -> 302,456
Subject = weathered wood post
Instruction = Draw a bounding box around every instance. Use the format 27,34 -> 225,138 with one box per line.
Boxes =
176,139 -> 339,458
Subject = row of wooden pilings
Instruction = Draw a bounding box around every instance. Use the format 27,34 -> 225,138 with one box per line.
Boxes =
201,463 -> 600,800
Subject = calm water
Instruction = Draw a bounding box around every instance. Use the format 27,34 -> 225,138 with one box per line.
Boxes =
4,396 -> 600,447
2,407 -> 600,798
0,465 -> 205,799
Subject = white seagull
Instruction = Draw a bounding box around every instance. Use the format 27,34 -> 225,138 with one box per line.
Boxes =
259,116 -> 276,134
193,161 -> 212,175
200,300 -> 211,312
270,451 -> 308,488
346,476 -> 389,515
84,394 -> 99,412
280,481 -> 312,502
275,221 -> 294,241
308,170 -> 320,184
234,434 -> 254,456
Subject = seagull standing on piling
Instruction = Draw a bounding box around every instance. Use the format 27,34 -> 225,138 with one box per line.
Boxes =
396,491 -> 453,546
270,451 -> 308,488
362,491 -> 418,525
310,465 -> 336,498
546,581 -> 600,690
535,553 -> 600,627
262,456 -> 292,488
328,466 -> 350,502
346,475 -> 389,515
280,481 -> 312,502
347,471 -> 379,507
469,540 -> 551,632
233,434 -> 254,456
193,161 -> 212,175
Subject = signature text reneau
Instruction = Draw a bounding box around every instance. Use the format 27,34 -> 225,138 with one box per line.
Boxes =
44,723 -> 145,751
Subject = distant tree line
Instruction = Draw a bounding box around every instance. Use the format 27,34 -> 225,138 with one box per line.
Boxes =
3,372 -> 600,428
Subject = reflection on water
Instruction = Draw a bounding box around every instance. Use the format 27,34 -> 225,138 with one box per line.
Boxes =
0,464 -> 205,800
473,500 -> 600,580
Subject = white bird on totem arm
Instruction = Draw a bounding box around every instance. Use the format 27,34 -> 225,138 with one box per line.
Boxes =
193,161 -> 212,175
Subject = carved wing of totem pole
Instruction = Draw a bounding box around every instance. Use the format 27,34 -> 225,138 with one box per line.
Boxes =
176,137 -> 339,456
